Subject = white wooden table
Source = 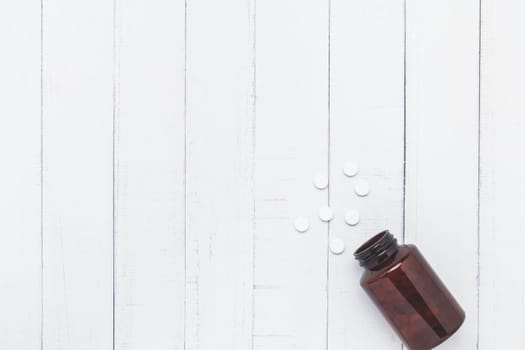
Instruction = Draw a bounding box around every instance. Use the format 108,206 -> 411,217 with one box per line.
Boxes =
0,0 -> 523,349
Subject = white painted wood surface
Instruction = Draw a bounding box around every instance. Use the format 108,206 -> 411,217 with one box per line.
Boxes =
329,0 -> 405,348
113,0 -> 186,348
185,0 -> 254,348
254,1 -> 328,349
1,0 -> 524,349
0,1 -> 41,348
479,0 -> 525,348
405,0 -> 480,348
42,1 -> 114,349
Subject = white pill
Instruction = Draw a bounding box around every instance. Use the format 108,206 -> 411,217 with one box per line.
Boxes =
343,161 -> 359,177
355,179 -> 370,197
319,206 -> 334,222
314,173 -> 329,190
294,216 -> 310,233
330,238 -> 345,255
345,209 -> 360,226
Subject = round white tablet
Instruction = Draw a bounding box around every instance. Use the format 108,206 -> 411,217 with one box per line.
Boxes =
313,173 -> 329,190
330,238 -> 345,255
345,209 -> 360,226
319,206 -> 334,222
355,179 -> 370,197
294,216 -> 310,233
343,161 -> 359,177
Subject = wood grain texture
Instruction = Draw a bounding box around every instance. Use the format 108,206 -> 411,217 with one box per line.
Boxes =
3,0 -> 525,348
329,0 -> 405,348
42,1 -> 114,348
253,1 -> 329,349
113,0 -> 186,349
0,1 -> 42,348
405,0 -> 480,348
185,0 -> 255,349
479,0 -> 525,347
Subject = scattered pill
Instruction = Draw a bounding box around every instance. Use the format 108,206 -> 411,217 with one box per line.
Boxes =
319,206 -> 334,222
355,179 -> 370,197
294,216 -> 310,233
330,238 -> 345,255
345,209 -> 360,226
343,161 -> 359,177
314,173 -> 329,190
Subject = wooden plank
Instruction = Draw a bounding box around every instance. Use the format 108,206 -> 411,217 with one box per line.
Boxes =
253,1 -> 329,349
113,0 -> 186,349
42,1 -> 114,348
328,0 -> 405,348
405,0 -> 480,348
479,0 -> 525,347
0,1 -> 42,348
184,0 -> 255,348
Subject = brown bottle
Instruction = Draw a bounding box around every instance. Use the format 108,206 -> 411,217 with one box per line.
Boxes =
353,230 -> 465,350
